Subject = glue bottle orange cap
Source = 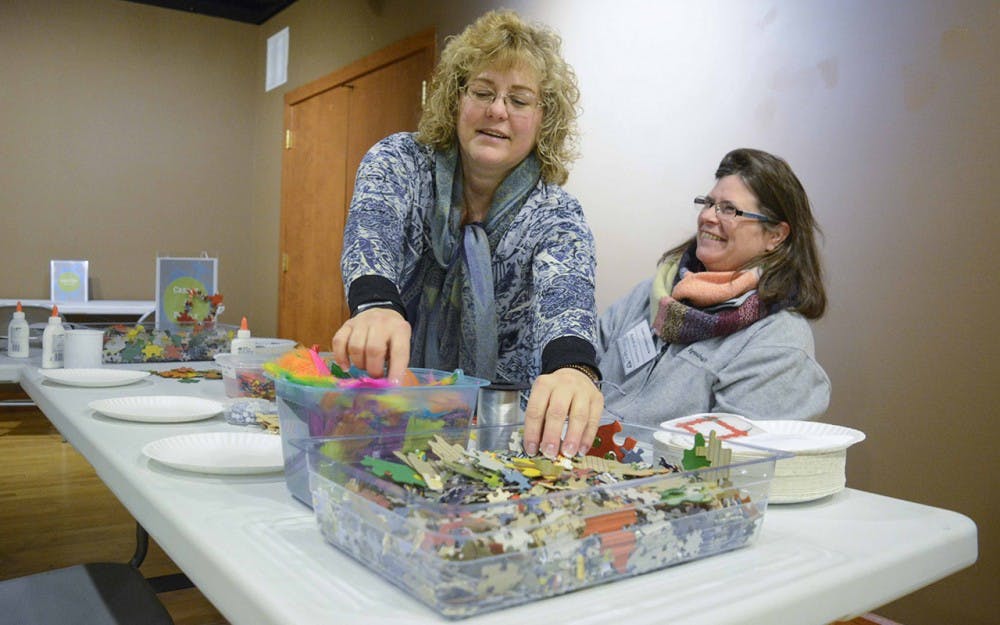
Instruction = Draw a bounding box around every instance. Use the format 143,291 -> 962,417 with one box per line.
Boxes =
232,316 -> 252,350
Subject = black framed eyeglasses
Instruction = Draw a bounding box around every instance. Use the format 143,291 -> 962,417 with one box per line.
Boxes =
694,196 -> 776,223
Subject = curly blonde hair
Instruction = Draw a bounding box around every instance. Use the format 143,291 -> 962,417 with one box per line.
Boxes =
417,10 -> 580,185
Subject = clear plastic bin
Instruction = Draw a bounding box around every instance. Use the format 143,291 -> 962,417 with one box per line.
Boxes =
214,353 -> 275,399
295,422 -> 784,618
275,368 -> 487,505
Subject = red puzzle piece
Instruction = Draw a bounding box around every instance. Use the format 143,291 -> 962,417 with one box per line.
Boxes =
587,421 -> 638,462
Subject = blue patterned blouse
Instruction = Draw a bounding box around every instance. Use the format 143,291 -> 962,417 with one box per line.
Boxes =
341,133 -> 598,383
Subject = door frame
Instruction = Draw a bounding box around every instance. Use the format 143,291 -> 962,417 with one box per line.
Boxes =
283,28 -> 436,108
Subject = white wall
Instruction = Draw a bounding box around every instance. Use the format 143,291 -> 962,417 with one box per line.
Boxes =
494,2 -> 997,622
511,0 -> 997,309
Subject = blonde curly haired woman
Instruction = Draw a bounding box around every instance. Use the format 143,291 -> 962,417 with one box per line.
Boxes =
333,10 -> 602,458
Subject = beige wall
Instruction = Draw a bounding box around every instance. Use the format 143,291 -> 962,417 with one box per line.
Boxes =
1,0 -> 258,317
1,1 -> 995,623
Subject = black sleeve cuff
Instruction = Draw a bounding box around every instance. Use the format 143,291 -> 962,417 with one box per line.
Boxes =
347,275 -> 407,320
540,336 -> 601,379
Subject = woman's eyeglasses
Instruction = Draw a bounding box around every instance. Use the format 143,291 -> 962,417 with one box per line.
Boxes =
694,196 -> 776,223
463,82 -> 541,117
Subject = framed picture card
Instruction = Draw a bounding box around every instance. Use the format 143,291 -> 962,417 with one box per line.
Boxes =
50,260 -> 89,302
155,255 -> 220,331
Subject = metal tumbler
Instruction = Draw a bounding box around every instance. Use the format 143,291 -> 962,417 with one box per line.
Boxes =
476,382 -> 529,451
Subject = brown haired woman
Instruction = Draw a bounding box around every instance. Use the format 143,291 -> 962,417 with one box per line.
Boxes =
590,148 -> 831,427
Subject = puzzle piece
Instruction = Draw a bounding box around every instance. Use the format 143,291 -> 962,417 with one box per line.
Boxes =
578,454 -> 657,478
681,433 -> 712,471
442,460 -> 500,489
395,451 -> 444,491
507,429 -> 525,454
500,467 -> 532,492
587,421 -> 639,462
486,487 -> 513,503
476,562 -> 523,596
621,447 -> 645,464
531,457 -> 566,481
508,457 -> 543,478
361,456 -> 425,486
467,449 -> 507,473
428,435 -> 467,464
401,417 -> 447,454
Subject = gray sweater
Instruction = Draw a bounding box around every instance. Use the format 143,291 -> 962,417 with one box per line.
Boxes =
597,278 -> 830,427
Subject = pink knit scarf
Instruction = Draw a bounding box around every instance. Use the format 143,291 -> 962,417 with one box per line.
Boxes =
649,247 -> 768,344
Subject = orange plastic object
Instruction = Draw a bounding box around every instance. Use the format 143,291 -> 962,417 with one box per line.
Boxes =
273,346 -> 325,377
401,369 -> 419,386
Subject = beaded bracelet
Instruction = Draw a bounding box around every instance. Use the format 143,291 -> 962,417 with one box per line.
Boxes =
561,363 -> 601,386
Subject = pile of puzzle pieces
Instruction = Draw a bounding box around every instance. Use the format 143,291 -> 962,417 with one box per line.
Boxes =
309,422 -> 764,618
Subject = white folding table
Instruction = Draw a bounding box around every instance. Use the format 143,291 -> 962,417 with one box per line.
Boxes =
3,353 -> 978,625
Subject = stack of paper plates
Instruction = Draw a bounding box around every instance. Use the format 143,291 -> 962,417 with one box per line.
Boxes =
655,414 -> 866,504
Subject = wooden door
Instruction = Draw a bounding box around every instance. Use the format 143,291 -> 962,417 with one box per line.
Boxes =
278,30 -> 435,347
343,46 -> 435,197
278,87 -> 350,347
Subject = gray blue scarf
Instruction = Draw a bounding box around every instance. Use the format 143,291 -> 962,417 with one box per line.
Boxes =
410,144 -> 540,381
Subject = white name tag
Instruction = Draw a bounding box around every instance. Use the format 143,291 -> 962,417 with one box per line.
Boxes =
616,321 -> 658,375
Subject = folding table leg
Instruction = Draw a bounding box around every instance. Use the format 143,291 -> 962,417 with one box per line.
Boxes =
129,522 -> 194,593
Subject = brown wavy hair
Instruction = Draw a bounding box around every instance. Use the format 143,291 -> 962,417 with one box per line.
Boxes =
416,10 -> 580,185
662,148 -> 827,319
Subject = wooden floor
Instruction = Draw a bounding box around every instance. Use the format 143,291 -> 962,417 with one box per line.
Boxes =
0,386 -> 228,625
0,384 -> 896,625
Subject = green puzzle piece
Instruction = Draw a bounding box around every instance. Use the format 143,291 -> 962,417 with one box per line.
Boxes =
681,432 -> 712,471
361,456 -> 426,486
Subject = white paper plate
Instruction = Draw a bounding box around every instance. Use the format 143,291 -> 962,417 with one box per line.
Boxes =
741,419 -> 865,453
40,368 -> 150,388
143,432 -> 283,474
660,415 -> 865,454
658,413 -> 766,439
88,396 -> 223,423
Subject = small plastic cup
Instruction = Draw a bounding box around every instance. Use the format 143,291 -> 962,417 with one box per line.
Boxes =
63,329 -> 104,368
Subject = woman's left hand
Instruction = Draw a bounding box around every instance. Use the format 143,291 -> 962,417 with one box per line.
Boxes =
523,367 -> 604,458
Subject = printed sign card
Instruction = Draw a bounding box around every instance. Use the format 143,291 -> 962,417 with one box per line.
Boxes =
155,255 -> 220,331
50,260 -> 89,302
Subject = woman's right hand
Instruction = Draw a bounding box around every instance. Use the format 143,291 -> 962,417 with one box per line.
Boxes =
330,307 -> 412,381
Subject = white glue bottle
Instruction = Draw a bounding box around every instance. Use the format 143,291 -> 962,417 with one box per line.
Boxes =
7,301 -> 30,358
230,316 -> 254,354
41,305 -> 66,369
